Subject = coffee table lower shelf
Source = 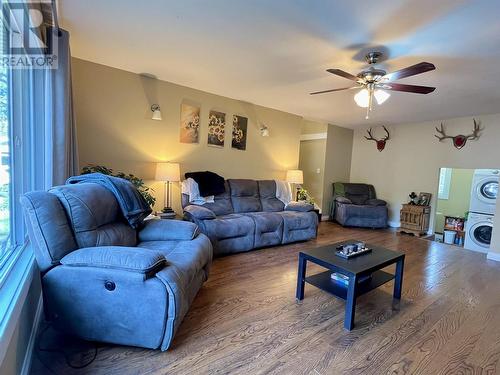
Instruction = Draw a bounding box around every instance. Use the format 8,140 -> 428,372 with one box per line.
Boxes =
305,270 -> 395,300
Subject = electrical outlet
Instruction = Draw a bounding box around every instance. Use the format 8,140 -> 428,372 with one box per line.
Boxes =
316,168 -> 321,174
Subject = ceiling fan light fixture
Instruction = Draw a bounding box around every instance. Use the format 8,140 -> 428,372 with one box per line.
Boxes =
374,89 -> 390,105
354,88 -> 390,109
354,88 -> 370,108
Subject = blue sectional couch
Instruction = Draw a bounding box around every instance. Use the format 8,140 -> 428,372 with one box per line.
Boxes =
331,182 -> 388,228
182,179 -> 319,255
21,183 -> 212,351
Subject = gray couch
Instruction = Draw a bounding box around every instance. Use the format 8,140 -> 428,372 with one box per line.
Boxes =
182,179 -> 318,256
20,183 -> 212,351
331,182 -> 388,228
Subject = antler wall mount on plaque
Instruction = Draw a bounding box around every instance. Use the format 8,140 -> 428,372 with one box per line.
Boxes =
434,119 -> 482,149
364,126 -> 390,152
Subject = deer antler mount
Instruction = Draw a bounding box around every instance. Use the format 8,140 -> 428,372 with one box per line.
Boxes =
365,126 -> 390,152
434,119 -> 481,149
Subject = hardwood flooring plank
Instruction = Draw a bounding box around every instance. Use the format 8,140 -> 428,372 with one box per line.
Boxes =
30,223 -> 500,375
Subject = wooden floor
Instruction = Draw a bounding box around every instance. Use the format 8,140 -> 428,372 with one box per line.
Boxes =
32,222 -> 500,375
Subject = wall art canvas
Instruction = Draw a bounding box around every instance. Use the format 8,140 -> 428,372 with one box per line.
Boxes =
208,110 -> 226,147
232,115 -> 248,150
180,103 -> 200,144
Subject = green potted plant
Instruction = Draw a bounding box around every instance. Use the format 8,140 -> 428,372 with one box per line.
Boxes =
81,165 -> 156,208
296,187 -> 315,205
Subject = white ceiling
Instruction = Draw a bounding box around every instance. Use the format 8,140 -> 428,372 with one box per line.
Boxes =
60,0 -> 500,128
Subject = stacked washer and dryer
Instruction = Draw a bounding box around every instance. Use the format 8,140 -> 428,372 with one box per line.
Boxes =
464,169 -> 499,253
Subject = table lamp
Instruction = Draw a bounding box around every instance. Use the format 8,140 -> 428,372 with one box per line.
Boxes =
286,169 -> 303,201
156,162 -> 180,218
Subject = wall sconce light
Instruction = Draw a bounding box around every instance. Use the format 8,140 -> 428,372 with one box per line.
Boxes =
260,124 -> 269,137
151,104 -> 162,120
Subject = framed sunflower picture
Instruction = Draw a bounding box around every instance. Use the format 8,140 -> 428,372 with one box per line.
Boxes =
232,115 -> 248,150
207,110 -> 225,147
180,103 -> 200,144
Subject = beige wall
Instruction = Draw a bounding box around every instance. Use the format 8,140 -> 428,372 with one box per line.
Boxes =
322,125 -> 354,215
299,120 -> 328,212
298,121 -> 353,214
349,113 -> 500,256
300,120 -> 328,135
72,58 -> 303,213
299,139 -> 326,210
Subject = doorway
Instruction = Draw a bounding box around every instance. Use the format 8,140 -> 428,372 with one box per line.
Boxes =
434,168 -> 498,253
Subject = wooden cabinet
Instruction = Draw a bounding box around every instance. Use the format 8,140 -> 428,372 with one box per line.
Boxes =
398,204 -> 431,236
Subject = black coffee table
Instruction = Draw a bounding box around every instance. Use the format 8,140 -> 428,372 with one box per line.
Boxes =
296,241 -> 405,330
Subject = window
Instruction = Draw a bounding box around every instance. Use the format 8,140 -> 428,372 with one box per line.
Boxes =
0,1 -> 40,276
0,14 -> 11,269
0,2 -> 63,361
438,168 -> 452,200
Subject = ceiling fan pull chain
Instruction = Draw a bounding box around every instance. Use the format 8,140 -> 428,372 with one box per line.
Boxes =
366,87 -> 373,119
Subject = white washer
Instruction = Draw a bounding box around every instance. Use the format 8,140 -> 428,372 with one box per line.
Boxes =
464,212 -> 493,253
469,169 -> 499,214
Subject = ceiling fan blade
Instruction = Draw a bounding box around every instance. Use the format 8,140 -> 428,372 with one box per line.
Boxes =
326,69 -> 360,82
310,86 -> 357,95
381,83 -> 436,94
383,62 -> 435,81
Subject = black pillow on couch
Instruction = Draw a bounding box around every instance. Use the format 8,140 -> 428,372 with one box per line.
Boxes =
185,171 -> 226,197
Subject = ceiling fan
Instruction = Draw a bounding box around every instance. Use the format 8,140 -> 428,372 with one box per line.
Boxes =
310,52 -> 436,119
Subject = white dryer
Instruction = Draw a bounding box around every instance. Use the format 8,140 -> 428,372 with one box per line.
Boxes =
464,212 -> 493,253
469,169 -> 499,214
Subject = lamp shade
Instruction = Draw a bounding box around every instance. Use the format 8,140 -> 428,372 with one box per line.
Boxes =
286,169 -> 303,184
260,125 -> 270,137
156,162 -> 180,182
151,104 -> 162,120
152,109 -> 162,121
374,89 -> 390,105
354,88 -> 390,108
354,88 -> 370,108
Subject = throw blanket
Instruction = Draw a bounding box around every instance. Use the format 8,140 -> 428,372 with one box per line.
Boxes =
66,173 -> 152,229
181,178 -> 215,205
275,180 -> 292,205
184,171 -> 225,197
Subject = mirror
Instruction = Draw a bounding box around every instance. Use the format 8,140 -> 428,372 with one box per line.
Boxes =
434,168 -> 498,253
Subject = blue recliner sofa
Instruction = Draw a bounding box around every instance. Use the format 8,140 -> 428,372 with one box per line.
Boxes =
331,182 -> 388,228
182,179 -> 318,256
20,183 -> 212,350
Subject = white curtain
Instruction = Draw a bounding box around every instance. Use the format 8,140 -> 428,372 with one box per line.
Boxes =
42,27 -> 79,187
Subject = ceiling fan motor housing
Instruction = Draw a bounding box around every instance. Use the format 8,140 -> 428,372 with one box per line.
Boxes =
358,68 -> 387,83
358,52 -> 386,83
366,51 -> 383,64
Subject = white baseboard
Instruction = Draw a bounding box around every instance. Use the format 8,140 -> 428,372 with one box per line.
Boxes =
387,220 -> 400,228
20,293 -> 43,375
321,214 -> 330,222
487,252 -> 500,262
